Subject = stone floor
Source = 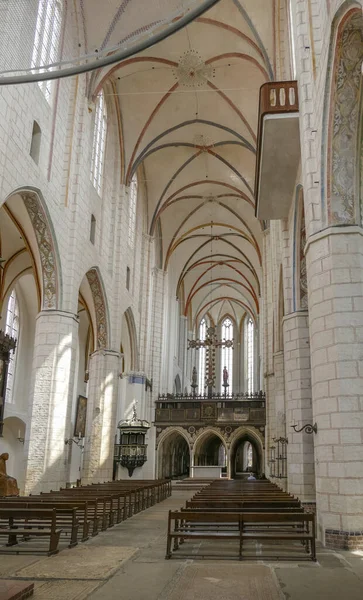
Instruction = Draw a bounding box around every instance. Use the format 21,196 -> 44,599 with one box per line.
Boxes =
0,490 -> 363,599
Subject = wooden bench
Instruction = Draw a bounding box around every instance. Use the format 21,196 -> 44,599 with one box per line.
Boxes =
0,508 -> 62,555
0,501 -> 82,546
240,512 -> 316,561
166,510 -> 242,559
166,510 -> 316,561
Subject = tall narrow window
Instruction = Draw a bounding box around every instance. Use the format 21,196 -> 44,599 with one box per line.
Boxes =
31,0 -> 63,102
90,214 -> 96,244
288,1 -> 297,78
198,318 -> 206,393
246,318 -> 254,393
128,174 -> 138,247
90,90 -> 107,195
220,318 -> 233,393
5,290 -> 19,404
30,121 -> 42,164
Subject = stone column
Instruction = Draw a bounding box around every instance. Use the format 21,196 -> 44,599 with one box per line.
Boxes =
283,311 -> 315,503
82,349 -> 121,484
306,227 -> 363,548
24,310 -> 79,494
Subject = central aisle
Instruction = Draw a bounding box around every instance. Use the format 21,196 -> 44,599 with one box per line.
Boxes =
86,488 -> 363,600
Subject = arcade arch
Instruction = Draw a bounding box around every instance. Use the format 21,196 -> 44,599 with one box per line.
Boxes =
193,430 -> 227,470
157,429 -> 190,479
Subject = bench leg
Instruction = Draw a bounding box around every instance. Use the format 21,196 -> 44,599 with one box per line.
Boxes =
69,524 -> 79,548
311,537 -> 317,562
92,518 -> 99,536
48,531 -> 61,556
82,521 -> 90,542
165,534 -> 172,559
6,532 -> 18,546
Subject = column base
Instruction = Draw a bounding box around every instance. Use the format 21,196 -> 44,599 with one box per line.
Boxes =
325,529 -> 363,550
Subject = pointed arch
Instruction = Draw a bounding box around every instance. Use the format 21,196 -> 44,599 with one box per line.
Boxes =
85,267 -> 109,349
2,187 -> 62,310
322,3 -> 363,225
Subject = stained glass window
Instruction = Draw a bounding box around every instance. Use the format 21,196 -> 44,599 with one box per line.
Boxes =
220,318 -> 233,393
5,290 -> 19,404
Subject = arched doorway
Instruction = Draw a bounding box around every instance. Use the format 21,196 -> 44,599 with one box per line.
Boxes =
230,431 -> 263,479
193,431 -> 227,470
158,430 -> 190,479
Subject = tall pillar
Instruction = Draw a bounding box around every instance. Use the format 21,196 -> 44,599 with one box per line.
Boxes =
82,349 -> 121,484
306,227 -> 363,548
24,310 -> 79,494
283,311 -> 315,503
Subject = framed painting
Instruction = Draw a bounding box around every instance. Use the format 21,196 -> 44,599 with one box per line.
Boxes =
74,395 -> 87,438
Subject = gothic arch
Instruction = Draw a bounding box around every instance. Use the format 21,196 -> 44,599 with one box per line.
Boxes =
156,427 -> 191,479
322,3 -> 363,225
85,267 -> 109,349
193,427 -> 227,452
2,187 -> 62,310
124,306 -> 140,370
229,426 -> 265,476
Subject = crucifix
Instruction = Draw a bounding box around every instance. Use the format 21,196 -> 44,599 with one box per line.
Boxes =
188,326 -> 233,398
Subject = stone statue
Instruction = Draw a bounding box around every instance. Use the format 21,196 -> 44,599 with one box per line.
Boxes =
0,453 -> 19,497
223,366 -> 229,386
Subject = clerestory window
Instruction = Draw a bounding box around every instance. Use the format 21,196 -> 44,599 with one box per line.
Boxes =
31,0 -> 63,103
128,174 -> 138,247
90,90 -> 107,195
220,317 -> 233,392
246,318 -> 254,394
197,318 -> 206,393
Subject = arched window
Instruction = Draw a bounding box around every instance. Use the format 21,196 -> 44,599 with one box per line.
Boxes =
220,318 -> 233,392
198,318 -> 206,393
246,318 -> 254,393
128,174 -> 138,247
31,0 -> 63,102
90,90 -> 107,195
5,290 -> 19,404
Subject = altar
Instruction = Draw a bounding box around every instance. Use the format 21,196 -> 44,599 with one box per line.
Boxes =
191,465 -> 222,478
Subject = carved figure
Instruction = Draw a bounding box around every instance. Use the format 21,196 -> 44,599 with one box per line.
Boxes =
223,366 -> 229,386
0,453 -> 19,497
192,366 -> 197,387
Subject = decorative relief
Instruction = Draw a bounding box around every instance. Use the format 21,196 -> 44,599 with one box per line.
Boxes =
173,50 -> 215,87
156,424 -> 266,450
21,192 -> 58,309
329,13 -> 363,224
86,268 -> 108,349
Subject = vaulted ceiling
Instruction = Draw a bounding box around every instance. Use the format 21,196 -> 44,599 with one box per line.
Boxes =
92,0 -> 278,329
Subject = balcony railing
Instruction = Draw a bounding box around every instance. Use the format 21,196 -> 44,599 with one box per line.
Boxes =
155,392 -> 266,425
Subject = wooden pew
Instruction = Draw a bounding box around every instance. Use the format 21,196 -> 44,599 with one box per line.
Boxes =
166,510 -> 316,561
166,510 -> 242,559
0,508 -> 62,555
1,499 -> 88,543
